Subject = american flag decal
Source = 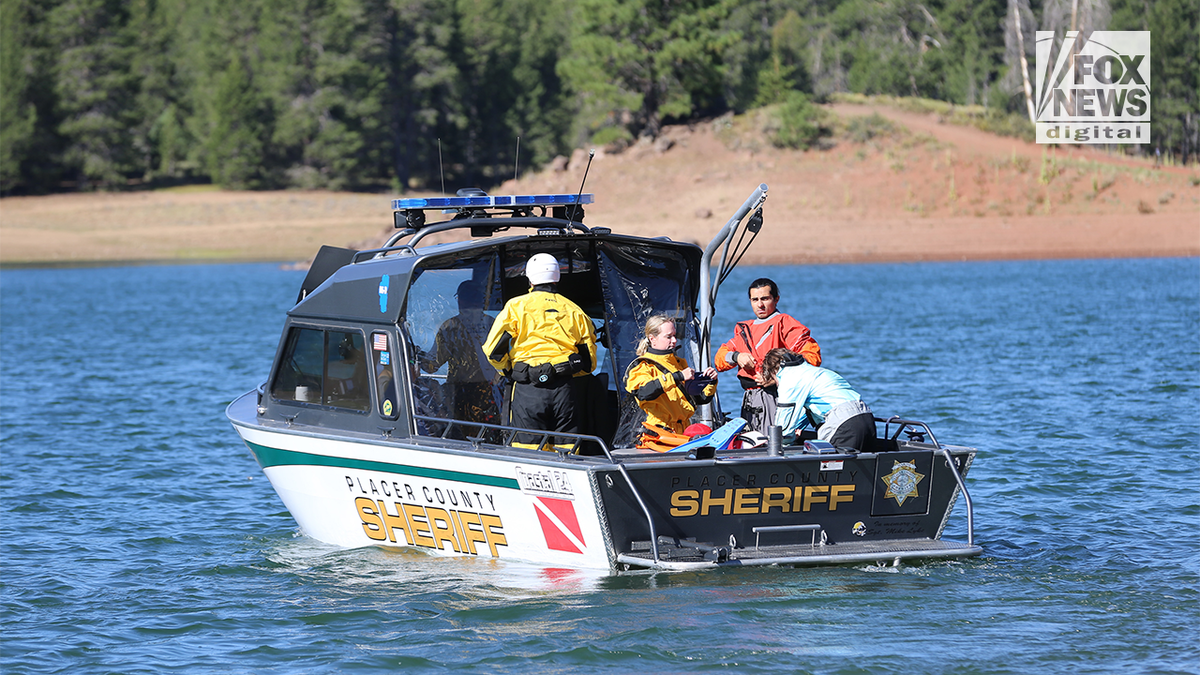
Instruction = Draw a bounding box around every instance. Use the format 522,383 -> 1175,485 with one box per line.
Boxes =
373,333 -> 388,351
532,497 -> 586,554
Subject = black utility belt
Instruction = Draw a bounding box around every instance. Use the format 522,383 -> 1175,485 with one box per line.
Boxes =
511,361 -> 574,386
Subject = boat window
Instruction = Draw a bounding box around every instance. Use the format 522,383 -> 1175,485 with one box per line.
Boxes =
270,327 -> 371,413
596,241 -> 698,447
403,254 -> 502,431
271,328 -> 324,403
370,331 -> 399,419
498,242 -> 601,316
325,331 -> 371,411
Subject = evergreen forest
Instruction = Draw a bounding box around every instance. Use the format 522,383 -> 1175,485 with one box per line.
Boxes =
1,0 -> 1195,195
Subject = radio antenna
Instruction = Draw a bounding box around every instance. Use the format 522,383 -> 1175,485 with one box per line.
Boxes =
514,136 -> 521,183
570,148 -> 595,224
438,138 -> 445,196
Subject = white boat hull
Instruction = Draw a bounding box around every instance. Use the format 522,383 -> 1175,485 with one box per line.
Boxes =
233,418 -> 614,570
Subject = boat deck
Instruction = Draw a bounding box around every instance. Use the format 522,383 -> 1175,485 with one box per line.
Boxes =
617,537 -> 982,570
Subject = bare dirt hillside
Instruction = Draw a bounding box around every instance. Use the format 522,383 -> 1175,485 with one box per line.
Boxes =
2,100 -> 1197,266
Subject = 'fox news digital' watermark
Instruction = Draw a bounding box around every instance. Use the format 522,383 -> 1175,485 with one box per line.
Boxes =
1035,31 -> 1150,144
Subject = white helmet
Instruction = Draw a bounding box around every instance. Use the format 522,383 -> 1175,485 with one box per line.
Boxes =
525,253 -> 561,285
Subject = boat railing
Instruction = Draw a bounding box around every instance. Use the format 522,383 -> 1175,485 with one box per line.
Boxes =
372,216 -> 596,256
412,413 -> 615,459
412,414 -> 665,563
403,217 -> 592,249
879,415 -> 975,547
696,183 -> 768,426
352,245 -> 418,263
351,217 -> 602,263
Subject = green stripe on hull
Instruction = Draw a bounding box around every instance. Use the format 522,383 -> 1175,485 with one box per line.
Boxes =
245,441 -> 520,489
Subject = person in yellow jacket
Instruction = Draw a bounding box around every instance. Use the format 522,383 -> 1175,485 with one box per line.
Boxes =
624,315 -> 717,451
483,253 -> 597,446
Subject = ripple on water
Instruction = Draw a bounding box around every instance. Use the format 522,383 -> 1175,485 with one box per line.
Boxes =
2,259 -> 1198,674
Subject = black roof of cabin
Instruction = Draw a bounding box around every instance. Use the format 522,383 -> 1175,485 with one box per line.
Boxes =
288,228 -> 704,326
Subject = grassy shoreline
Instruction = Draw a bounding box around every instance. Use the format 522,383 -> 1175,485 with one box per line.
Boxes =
4,101 -> 1197,268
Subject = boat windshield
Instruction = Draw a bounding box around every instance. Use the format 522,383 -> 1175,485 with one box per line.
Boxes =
269,327 -> 371,412
400,240 -> 698,448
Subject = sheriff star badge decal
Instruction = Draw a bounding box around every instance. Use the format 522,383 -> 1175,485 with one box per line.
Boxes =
881,460 -> 926,506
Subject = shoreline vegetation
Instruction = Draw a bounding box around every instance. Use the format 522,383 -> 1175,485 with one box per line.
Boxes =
3,100 -> 1197,269
6,0 -> 1195,199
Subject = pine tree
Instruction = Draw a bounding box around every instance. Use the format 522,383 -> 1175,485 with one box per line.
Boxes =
127,0 -> 198,183
1111,0 -> 1198,163
390,0 -> 462,190
0,0 -> 40,192
935,0 -> 1007,107
49,0 -> 141,187
559,0 -> 740,144
207,57 -> 272,188
251,0 -> 394,190
503,0 -> 571,177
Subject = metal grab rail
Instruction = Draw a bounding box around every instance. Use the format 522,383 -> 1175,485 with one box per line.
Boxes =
697,183 -> 768,374
353,244 -> 417,263
619,465 -> 660,562
880,415 -> 976,547
407,218 -> 591,248
696,184 -> 768,428
752,524 -> 826,550
880,415 -> 939,446
380,216 -> 594,252
410,414 -> 662,563
411,414 -> 613,459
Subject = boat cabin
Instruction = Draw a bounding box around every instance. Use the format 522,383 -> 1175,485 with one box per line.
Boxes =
258,191 -> 715,452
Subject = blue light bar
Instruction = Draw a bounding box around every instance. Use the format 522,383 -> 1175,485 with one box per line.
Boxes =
392,193 -> 594,211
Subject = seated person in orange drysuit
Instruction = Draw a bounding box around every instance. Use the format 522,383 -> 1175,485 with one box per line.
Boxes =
624,315 -> 717,451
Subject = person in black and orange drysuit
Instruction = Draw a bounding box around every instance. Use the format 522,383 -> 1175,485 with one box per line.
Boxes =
625,315 -> 717,451
714,278 -> 820,435
419,280 -> 498,425
483,253 -> 597,448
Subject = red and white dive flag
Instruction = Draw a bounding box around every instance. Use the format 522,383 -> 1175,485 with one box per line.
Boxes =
532,497 -> 586,554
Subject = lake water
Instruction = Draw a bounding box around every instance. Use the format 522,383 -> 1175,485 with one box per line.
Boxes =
2,257 -> 1197,673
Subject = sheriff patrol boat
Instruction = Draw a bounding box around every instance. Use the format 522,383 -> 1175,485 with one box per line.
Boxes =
226,183 -> 981,571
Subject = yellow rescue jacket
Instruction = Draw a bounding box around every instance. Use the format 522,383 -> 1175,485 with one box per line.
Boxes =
624,349 -> 716,434
482,289 -> 597,376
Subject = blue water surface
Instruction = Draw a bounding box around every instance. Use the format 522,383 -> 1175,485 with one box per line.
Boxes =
2,258 -> 1197,674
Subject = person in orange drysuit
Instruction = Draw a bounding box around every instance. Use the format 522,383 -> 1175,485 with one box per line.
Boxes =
714,278 -> 821,435
625,315 -> 717,451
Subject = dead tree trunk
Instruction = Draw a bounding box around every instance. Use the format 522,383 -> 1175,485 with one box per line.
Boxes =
1012,1 -> 1037,123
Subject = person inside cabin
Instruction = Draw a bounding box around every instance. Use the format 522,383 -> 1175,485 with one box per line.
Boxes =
482,253 -> 597,448
326,333 -> 370,410
760,348 -> 875,452
714,278 -> 821,435
624,315 -> 717,451
420,280 -> 499,425
406,342 -> 448,435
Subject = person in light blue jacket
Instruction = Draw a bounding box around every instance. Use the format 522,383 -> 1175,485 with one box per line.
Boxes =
760,348 -> 875,451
